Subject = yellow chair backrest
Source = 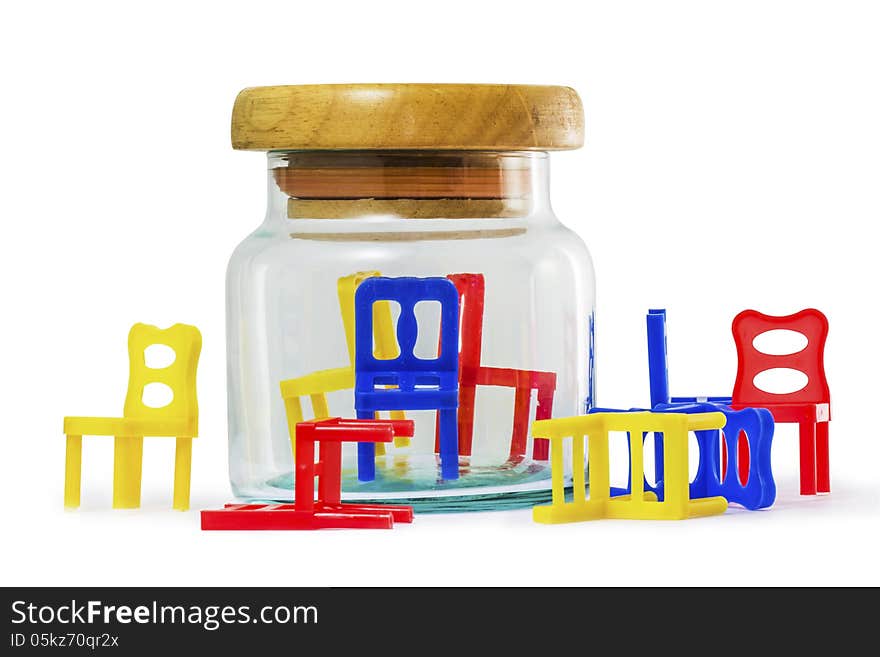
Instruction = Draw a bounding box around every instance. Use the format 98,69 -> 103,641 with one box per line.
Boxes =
338,271 -> 400,364
123,323 -> 202,436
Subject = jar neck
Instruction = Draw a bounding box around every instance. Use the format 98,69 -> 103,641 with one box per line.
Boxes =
265,151 -> 553,228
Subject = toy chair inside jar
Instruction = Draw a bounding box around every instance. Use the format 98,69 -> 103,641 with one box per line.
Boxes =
436,273 -> 557,461
354,276 -> 460,481
279,271 -> 407,461
63,323 -> 201,510
731,308 -> 830,495
201,418 -> 415,530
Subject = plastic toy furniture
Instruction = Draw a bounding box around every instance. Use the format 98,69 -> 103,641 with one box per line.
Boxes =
647,308 -> 742,479
531,411 -> 728,523
202,418 -> 415,530
355,276 -> 460,481
63,323 -> 201,511
338,273 -> 409,450
731,308 -> 830,495
436,273 -> 557,460
647,309 -> 733,408
279,271 -> 407,460
442,273 -> 484,458
606,403 -> 776,510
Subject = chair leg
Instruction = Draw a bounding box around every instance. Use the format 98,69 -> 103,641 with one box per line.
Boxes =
310,393 -> 330,420
438,407 -> 459,480
456,384 -> 477,456
356,410 -> 377,482
373,412 -> 387,457
816,422 -> 830,493
653,430 -> 665,490
173,437 -> 193,511
532,386 -> 555,460
64,434 -> 83,508
283,396 -> 305,460
113,435 -> 143,508
508,386 -> 530,459
798,422 -> 817,495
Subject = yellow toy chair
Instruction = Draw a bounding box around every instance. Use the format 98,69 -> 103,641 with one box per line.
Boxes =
532,411 -> 728,522
280,272 -> 406,459
63,323 -> 202,511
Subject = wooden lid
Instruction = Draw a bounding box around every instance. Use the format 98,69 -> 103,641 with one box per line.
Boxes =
232,84 -> 584,151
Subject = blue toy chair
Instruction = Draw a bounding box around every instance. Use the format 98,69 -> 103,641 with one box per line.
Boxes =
354,277 -> 460,481
644,308 -> 775,509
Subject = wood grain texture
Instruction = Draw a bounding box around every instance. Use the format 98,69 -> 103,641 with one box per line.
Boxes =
274,166 -> 531,200
287,198 -> 530,219
232,84 -> 584,151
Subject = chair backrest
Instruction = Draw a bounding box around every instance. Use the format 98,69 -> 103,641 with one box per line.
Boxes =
731,308 -> 829,407
355,277 -> 459,387
123,323 -> 202,435
338,271 -> 400,365
445,273 -> 485,371
646,308 -> 670,407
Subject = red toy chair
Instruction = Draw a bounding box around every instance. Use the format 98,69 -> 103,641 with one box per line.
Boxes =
435,273 -> 557,461
730,308 -> 830,495
202,418 -> 415,530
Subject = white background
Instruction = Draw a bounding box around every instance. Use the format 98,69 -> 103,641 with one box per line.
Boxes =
2,0 -> 878,586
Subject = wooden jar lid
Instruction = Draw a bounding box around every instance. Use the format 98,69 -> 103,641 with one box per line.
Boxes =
232,84 -> 584,151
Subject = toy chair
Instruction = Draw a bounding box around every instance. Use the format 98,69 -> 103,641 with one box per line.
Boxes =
63,323 -> 201,511
647,309 -> 733,408
355,276 -> 460,481
201,418 -> 415,530
532,411 -> 728,523
436,273 -> 557,461
279,271 -> 407,461
605,403 -> 776,510
647,308 -> 743,479
731,308 -> 830,495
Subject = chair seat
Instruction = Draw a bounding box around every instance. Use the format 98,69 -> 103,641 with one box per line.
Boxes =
355,388 -> 459,411
280,366 -> 354,398
730,401 -> 829,423
670,395 -> 733,405
63,416 -> 196,437
471,365 -> 556,389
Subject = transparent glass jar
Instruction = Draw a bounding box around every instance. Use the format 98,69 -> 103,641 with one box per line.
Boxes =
226,84 -> 594,511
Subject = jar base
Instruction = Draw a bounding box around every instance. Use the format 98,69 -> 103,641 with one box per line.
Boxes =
232,454 -> 574,513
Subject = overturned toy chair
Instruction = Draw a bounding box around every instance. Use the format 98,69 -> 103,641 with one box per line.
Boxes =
201,417 -> 415,530
532,411 -> 730,522
604,402 -> 776,510
646,308 -> 737,479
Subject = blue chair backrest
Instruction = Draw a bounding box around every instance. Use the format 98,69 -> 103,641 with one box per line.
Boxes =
655,401 -> 776,510
354,277 -> 459,392
647,308 -> 671,407
591,402 -> 776,510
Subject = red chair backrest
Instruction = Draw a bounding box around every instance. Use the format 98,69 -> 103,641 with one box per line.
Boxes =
444,273 -> 485,370
731,308 -> 829,407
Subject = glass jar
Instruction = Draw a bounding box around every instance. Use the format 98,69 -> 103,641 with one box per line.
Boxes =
226,84 -> 595,511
